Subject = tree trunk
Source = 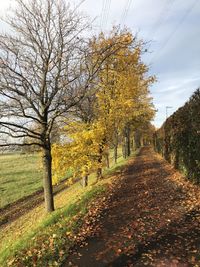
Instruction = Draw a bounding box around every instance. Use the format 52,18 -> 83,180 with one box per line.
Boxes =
122,142 -> 126,159
82,175 -> 88,187
124,136 -> 128,158
134,130 -> 141,149
96,156 -> 103,180
96,142 -> 104,181
106,153 -> 110,168
42,146 -> 54,212
132,136 -> 136,151
113,130 -> 118,163
127,127 -> 131,156
123,125 -> 131,158
97,167 -> 103,181
114,144 -> 118,163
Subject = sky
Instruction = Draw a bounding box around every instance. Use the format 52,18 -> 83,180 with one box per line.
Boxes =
0,0 -> 200,128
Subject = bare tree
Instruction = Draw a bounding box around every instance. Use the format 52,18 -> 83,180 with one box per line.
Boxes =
0,0 -> 98,212
0,1 -> 132,212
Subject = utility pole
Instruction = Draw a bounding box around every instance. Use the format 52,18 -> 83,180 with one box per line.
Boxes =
166,106 -> 173,120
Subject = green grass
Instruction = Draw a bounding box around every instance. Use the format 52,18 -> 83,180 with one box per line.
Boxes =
0,153 -> 43,208
0,147 -> 123,209
0,153 -> 72,209
1,186 -> 105,267
0,148 -> 137,267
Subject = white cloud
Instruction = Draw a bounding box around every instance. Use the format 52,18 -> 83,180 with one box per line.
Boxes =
0,0 -> 200,128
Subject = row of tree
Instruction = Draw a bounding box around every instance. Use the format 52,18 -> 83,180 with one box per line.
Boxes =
52,31 -> 155,185
154,89 -> 200,183
0,0 -> 155,213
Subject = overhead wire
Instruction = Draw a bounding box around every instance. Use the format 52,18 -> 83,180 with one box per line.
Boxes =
121,0 -> 132,26
100,0 -> 112,31
150,0 -> 198,65
147,0 -> 175,45
74,0 -> 87,11
121,0 -> 131,25
104,0 -> 111,30
100,0 -> 107,30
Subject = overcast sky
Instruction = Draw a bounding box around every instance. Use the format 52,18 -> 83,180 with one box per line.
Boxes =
0,0 -> 200,128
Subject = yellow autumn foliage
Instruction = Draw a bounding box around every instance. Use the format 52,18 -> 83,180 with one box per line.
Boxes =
52,121 -> 106,182
52,28 -> 155,184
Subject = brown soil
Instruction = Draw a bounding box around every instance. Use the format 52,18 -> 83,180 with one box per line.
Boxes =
64,147 -> 200,267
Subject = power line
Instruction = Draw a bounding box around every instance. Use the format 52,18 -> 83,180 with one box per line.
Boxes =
121,0 -> 132,26
104,0 -> 111,30
100,0 -> 112,31
147,0 -> 175,44
74,0 -> 87,10
150,0 -> 198,65
100,0 -> 107,30
121,0 -> 131,25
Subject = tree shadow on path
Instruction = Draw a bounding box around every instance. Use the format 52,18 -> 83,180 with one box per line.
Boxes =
64,147 -> 200,267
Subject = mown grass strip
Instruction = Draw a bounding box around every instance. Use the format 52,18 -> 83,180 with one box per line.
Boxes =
0,149 -> 138,267
0,147 -> 121,209
0,153 -> 43,208
1,186 -> 105,267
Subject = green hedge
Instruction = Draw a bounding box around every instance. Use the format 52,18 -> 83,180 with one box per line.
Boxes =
154,88 -> 200,183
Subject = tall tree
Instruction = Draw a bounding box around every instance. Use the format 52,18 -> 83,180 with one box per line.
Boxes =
0,0 -> 117,212
92,30 -> 155,162
52,29 -> 155,184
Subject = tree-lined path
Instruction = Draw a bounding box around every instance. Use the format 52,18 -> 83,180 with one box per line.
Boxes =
65,147 -> 200,267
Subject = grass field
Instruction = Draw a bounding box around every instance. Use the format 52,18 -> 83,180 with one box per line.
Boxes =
0,153 -> 43,208
0,149 -> 135,266
0,148 -> 124,209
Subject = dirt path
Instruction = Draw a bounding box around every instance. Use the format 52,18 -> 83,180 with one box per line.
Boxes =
64,147 -> 200,267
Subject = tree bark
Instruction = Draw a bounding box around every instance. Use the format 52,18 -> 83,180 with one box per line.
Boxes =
113,130 -> 118,163
96,155 -> 103,180
127,126 -> 131,156
123,124 -> 131,158
122,142 -> 126,159
131,137 -> 135,151
97,167 -> 103,180
42,145 -> 54,212
124,136 -> 128,158
134,130 -> 141,149
82,175 -> 88,187
106,153 -> 110,168
96,142 -> 104,181
114,144 -> 118,163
